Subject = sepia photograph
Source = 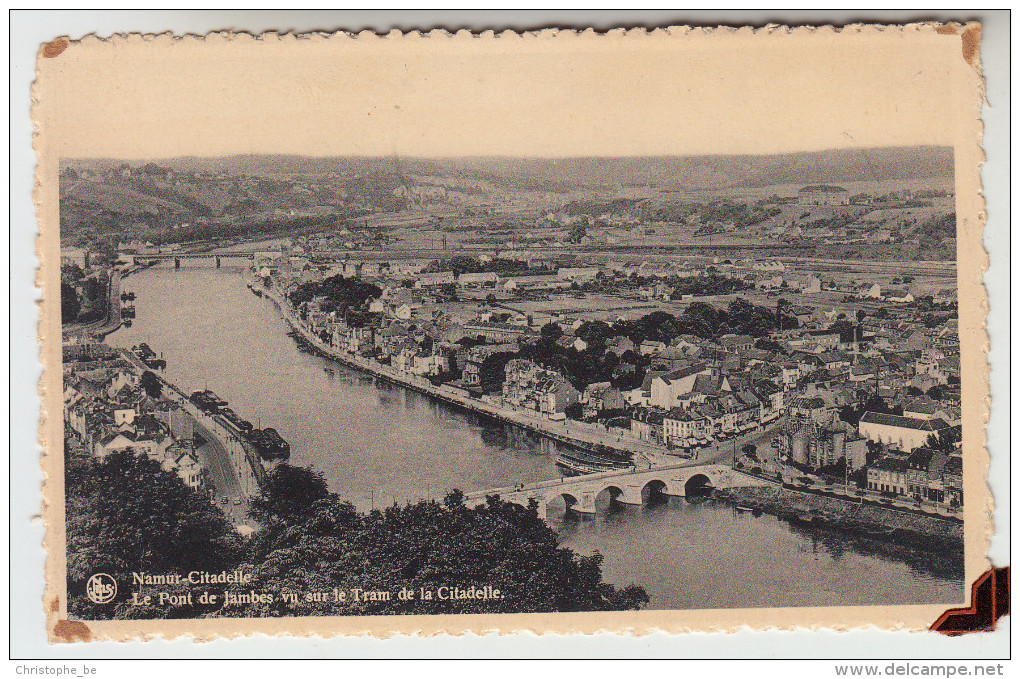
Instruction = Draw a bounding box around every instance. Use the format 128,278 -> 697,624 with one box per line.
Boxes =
30,19 -> 992,642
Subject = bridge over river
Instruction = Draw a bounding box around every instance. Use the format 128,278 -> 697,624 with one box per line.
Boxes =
133,252 -> 255,268
465,463 -> 772,520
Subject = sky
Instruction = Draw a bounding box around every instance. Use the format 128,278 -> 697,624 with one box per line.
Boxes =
36,27 -> 975,159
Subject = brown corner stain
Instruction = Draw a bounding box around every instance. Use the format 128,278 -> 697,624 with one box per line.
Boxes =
935,23 -> 982,69
960,25 -> 982,68
41,37 -> 69,59
53,619 -> 92,643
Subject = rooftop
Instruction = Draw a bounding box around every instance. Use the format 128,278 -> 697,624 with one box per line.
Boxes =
859,411 -> 951,431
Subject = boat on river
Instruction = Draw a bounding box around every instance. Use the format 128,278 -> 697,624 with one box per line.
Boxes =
132,342 -> 166,370
189,389 -> 229,413
556,447 -> 633,475
244,427 -> 291,461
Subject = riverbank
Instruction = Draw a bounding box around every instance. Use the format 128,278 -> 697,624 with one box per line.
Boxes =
258,281 -> 676,465
117,347 -> 266,505
713,484 -> 964,557
62,269 -> 123,340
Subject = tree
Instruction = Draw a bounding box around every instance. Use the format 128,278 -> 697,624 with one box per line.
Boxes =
62,262 -> 86,283
61,282 -> 80,324
564,402 -> 584,421
139,370 -> 162,398
65,452 -> 243,619
754,338 -> 786,354
840,392 -> 902,425
288,275 -> 382,313
486,293 -> 497,305
540,322 -> 564,341
741,444 -> 757,461
478,351 -> 517,390
568,222 -> 587,243
925,431 -> 958,454
828,320 -> 863,344
575,320 -> 613,354
775,297 -> 799,330
251,464 -> 330,521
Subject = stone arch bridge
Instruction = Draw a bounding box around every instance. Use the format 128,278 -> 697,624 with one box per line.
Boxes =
464,463 -> 771,521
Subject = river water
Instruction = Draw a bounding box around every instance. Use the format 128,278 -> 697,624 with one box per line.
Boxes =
108,265 -> 964,610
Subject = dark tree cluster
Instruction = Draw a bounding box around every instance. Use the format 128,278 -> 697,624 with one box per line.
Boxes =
838,393 -> 904,426
241,466 -> 648,617
612,299 -> 786,346
288,275 -> 383,316
424,256 -> 532,276
65,451 -> 244,620
64,457 -> 647,620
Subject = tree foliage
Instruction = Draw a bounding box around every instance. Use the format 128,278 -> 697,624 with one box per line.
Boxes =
65,451 -> 244,619
139,370 -> 163,398
540,322 -> 564,341
478,351 -> 517,390
239,475 -> 649,617
288,275 -> 382,315
568,222 -> 587,243
839,393 -> 903,425
61,282 -> 81,324
66,454 -> 648,620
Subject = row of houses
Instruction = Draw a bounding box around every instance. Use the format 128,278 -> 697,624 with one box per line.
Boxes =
867,449 -> 962,507
63,349 -> 205,490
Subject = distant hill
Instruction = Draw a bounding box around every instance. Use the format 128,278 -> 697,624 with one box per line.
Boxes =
63,145 -> 953,192
60,179 -> 194,216
415,146 -> 954,190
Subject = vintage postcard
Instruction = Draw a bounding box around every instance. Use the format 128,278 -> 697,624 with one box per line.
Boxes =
35,23 -> 989,642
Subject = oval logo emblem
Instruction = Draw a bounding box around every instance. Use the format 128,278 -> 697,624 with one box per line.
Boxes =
86,573 -> 117,604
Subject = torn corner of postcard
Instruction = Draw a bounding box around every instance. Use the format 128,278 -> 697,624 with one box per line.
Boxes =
32,22 -> 992,643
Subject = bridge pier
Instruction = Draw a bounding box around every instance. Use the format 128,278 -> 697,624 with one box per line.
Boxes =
572,492 -> 597,515
532,495 -> 548,521
614,484 -> 645,505
174,257 -> 181,269
215,256 -> 221,268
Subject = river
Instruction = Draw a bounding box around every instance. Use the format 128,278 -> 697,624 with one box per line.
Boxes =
107,265 -> 964,610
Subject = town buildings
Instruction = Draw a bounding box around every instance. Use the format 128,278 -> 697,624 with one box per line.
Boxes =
254,236 -> 962,512
63,344 -> 208,491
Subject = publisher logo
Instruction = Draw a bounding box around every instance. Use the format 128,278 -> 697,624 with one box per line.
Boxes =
86,573 -> 117,604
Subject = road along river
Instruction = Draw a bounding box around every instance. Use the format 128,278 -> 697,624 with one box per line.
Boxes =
107,265 -> 964,610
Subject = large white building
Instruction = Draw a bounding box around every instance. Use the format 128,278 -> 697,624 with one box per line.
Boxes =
648,364 -> 713,409
858,411 -> 952,452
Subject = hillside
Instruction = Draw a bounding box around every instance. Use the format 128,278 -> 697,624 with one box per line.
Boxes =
63,145 -> 953,191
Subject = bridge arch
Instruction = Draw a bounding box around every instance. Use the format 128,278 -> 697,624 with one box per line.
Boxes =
684,473 -> 714,497
593,485 -> 625,511
641,479 -> 670,506
545,491 -> 580,515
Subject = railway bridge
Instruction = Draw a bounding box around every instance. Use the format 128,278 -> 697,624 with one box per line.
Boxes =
133,252 -> 255,268
464,463 -> 772,520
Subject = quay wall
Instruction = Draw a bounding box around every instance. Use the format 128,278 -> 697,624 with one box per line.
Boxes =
713,484 -> 963,549
259,284 -> 665,462
63,270 -> 123,341
118,349 -> 266,497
